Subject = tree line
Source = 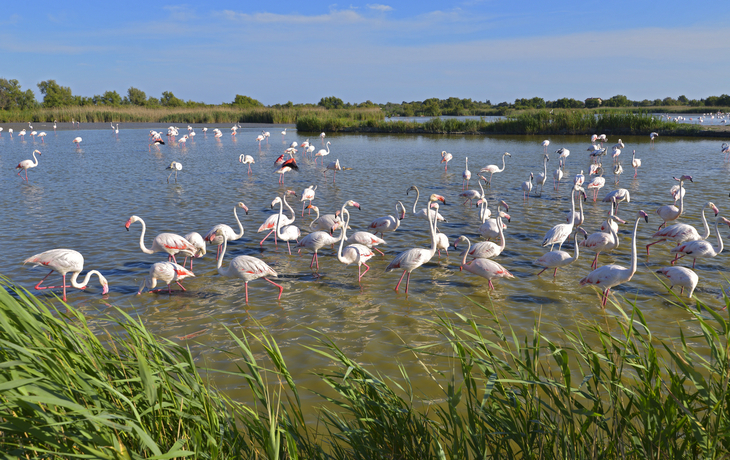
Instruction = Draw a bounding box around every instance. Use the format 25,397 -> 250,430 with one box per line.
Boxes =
2,78 -> 729,116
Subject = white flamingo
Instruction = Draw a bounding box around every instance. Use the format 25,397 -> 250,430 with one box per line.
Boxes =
258,190 -> 297,245
24,249 -> 109,301
308,205 -> 345,233
300,185 -> 317,216
521,172 -> 533,200
204,202 -> 249,261
480,152 -> 511,186
137,262 -> 194,294
579,210 -> 649,307
556,148 -> 570,168
462,157 -> 471,190
315,141 -> 331,165
407,185 -> 447,223
272,195 -> 301,255
16,149 -> 41,181
670,216 -> 730,268
535,154 -> 549,196
656,266 -> 699,298
166,161 -> 183,183
455,235 -> 514,290
647,201 -> 719,256
534,228 -> 587,277
336,207 -> 375,282
369,202 -> 406,238
183,232 -> 206,270
239,154 -> 255,174
542,185 -> 583,250
455,211 -> 508,259
440,151 -> 453,171
631,150 -> 641,178
125,216 -> 197,264
580,214 -> 626,269
656,175 -> 692,230
211,228 -> 283,303
541,139 -> 550,153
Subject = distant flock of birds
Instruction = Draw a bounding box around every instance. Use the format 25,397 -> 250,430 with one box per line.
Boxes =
8,123 -> 730,308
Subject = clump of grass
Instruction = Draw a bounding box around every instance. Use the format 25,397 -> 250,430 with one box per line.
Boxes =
2,275 -> 729,459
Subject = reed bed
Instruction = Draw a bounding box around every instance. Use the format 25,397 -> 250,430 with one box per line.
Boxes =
1,277 -> 728,459
0,106 -> 385,125
297,110 -> 700,136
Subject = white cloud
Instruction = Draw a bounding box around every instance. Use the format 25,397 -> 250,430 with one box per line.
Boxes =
367,4 -> 393,12
164,5 -> 197,21
218,9 -> 364,25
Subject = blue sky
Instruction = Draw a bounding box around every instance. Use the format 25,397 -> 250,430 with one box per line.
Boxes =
2,1 -> 729,106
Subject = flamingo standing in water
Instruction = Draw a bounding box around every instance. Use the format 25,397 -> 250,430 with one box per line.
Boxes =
324,159 -> 343,183
315,141 -> 331,165
650,132 -> 659,145
535,154 -> 549,196
534,228 -> 587,277
541,139 -> 550,153
24,249 -> 109,301
670,215 -> 730,268
275,158 -> 299,184
656,266 -> 699,298
386,194 -> 444,294
480,152 -> 511,186
73,137 -> 82,147
542,185 -> 583,250
579,210 -> 649,307
656,175 -> 692,230
38,132 -> 46,143
272,195 -> 302,255
166,161 -> 183,183
16,149 -> 41,181
137,262 -> 194,294
646,201 -> 718,256
631,150 -> 642,178
256,134 -> 264,146
407,185 -> 447,223
258,190 -> 297,245
440,151 -> 453,171
203,202 -> 249,261
125,215 -> 197,264
239,154 -> 255,174
521,172 -> 533,200
183,232 -> 206,270
369,201 -> 406,238
455,235 -> 514,290
282,128 -> 287,138
210,228 -> 283,303
300,185 -> 317,216
462,157 -> 471,190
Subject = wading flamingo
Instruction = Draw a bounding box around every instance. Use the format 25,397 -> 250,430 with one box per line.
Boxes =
166,161 -> 182,183
670,216 -> 730,268
336,206 -> 374,282
24,249 -> 109,301
534,228 -> 587,277
579,210 -> 649,307
315,141 -> 331,165
239,154 -> 255,174
204,202 -> 249,261
521,172 -> 533,200
258,190 -> 297,245
656,175 -> 692,230
535,154 -> 549,196
631,150 -> 641,177
275,158 -> 299,184
542,185 -> 583,250
125,215 -> 197,264
73,137 -> 82,147
16,149 -> 41,181
542,139 -> 550,153
137,262 -> 194,294
480,152 -> 511,186
455,211 -> 508,260
580,214 -> 627,269
369,201 -> 406,238
301,185 -> 317,216
646,202 -> 719,256
183,232 -> 206,270
440,151 -> 453,170
462,157 -> 471,190
407,185 -> 447,222
455,235 -> 514,290
272,195 -> 302,255
656,266 -> 699,298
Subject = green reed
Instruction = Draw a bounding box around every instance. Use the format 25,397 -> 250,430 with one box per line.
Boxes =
2,276 -> 728,459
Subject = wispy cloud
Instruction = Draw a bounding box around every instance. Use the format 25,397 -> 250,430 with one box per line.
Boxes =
218,9 -> 364,25
164,5 -> 197,21
367,4 -> 393,12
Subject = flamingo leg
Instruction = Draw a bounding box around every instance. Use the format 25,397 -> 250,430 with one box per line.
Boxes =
359,263 -> 370,282
62,273 -> 68,301
34,270 -> 55,290
671,254 -> 686,265
260,229 -> 275,246
536,268 -> 547,276
264,277 -> 284,300
404,272 -> 411,294
592,253 -> 599,270
374,247 -> 385,256
646,239 -> 666,256
488,280 -> 494,290
310,252 -> 316,268
692,258 -> 696,269
176,282 -> 186,291
394,270 -> 407,292
302,203 -> 305,217
286,241 -> 292,255
553,268 -> 558,277
680,286 -> 684,295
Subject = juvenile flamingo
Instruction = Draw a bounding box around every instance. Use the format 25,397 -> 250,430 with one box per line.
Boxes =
24,249 -> 109,301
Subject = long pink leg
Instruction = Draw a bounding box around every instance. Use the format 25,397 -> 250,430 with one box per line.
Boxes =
394,270 -> 407,292
671,254 -> 686,266
286,241 -> 292,255
488,280 -> 494,290
310,252 -> 316,268
176,282 -> 186,291
374,247 -> 384,256
245,282 -> 249,303
260,229 -> 275,245
35,270 -> 55,290
536,268 -> 547,276
553,268 -> 558,277
315,252 -> 319,270
359,263 -> 370,282
646,239 -> 666,256
264,277 -> 284,299
62,273 -> 68,301
404,272 -> 411,294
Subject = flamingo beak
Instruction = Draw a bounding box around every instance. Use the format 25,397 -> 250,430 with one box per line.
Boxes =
125,219 -> 131,231
102,283 -> 109,295
243,205 -> 249,215
714,206 -> 720,216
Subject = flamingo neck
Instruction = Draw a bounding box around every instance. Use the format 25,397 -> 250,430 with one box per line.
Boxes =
275,200 -> 285,239
713,216 -> 723,254
676,180 -> 684,216
233,206 -> 245,239
411,187 -> 420,214
499,154 -> 507,172
577,193 -> 583,224
628,216 -> 641,280
428,202 -> 438,257
542,156 -> 548,176
282,194 -> 295,222
572,233 -> 580,261
337,210 -> 351,263
33,151 -> 39,166
217,234 -> 233,276
136,219 -> 155,255
497,215 -> 506,252
70,270 -> 104,290
568,188 -> 577,226
701,205 -> 711,239
461,237 -> 471,266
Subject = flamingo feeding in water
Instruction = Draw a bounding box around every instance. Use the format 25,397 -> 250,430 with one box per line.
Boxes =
137,262 -> 195,294
579,210 -> 649,307
73,137 -> 82,147
300,185 -> 317,216
16,149 -> 41,181
239,154 -> 255,174
204,202 -> 249,261
211,228 -> 283,303
646,201 -> 718,256
182,232 -> 206,270
23,249 -> 109,301
166,161 -> 183,183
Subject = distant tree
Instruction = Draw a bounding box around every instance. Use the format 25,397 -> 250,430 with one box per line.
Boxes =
0,78 -> 36,109
93,90 -> 122,106
127,87 -> 147,106
662,97 -> 678,106
37,80 -> 74,107
161,91 -> 184,107
677,95 -> 689,104
584,98 -> 601,108
421,98 -> 442,116
483,100 -> 492,106
232,94 -> 263,108
602,95 -> 630,107
318,96 -> 345,109
552,97 -> 584,109
688,99 -> 702,107
639,99 -> 652,107
146,96 -> 160,106
652,99 -> 661,106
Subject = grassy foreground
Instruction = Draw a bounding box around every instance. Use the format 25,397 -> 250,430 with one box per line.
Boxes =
1,277 -> 729,459
298,110 -> 702,135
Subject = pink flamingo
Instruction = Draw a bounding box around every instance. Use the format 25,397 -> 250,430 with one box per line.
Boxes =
73,137 -> 82,147
336,208 -> 375,282
300,185 -> 317,216
455,235 -> 514,290
579,210 -> 649,307
534,228 -> 587,277
24,249 -> 109,301
440,151 -> 453,170
315,141 -> 331,165
670,216 -> 730,268
239,154 -> 255,174
479,152 -> 511,186
656,175 -> 692,230
183,232 -> 206,270
137,262 -> 194,294
462,157 -> 471,190
16,149 -> 41,181
125,215 -> 197,264
646,201 -> 719,256
275,158 -> 299,184
369,201 -> 406,238
656,266 -> 699,298
258,190 -> 296,245
204,202 -> 249,261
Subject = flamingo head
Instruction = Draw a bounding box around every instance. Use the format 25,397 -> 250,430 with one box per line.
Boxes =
429,194 -> 446,204
499,211 -> 511,223
673,175 -> 693,183
498,200 -> 509,212
454,235 -> 468,249
610,215 -> 627,225
33,150 -> 41,155
206,228 -> 225,242
637,210 -> 649,223
237,202 -> 249,215
346,200 -> 361,210
722,217 -> 730,227
406,185 -> 418,195
271,197 -> 282,208
577,227 -> 588,237
286,189 -> 298,197
99,275 -> 110,295
504,152 -> 511,157
125,215 -> 141,230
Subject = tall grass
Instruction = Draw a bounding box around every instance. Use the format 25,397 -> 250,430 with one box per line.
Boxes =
2,276 -> 728,459
0,106 -> 385,124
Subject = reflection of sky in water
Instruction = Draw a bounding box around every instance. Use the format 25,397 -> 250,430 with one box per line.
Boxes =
1,126 -> 727,409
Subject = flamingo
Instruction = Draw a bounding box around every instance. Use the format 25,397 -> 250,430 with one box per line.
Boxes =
612,139 -> 625,151
289,141 -> 298,149
16,149 -> 41,181
336,207 -> 375,282
315,141 -> 331,165
650,132 -> 659,145
23,249 -> 109,301
0,127 -> 3,136
656,175 -> 692,230
613,163 -> 623,184
308,205 -> 345,233
204,202 -> 249,261
8,128 -> 12,137
347,231 -> 387,256
369,201 -> 406,238
574,170 -> 585,187
602,189 -> 631,214
320,132 -> 326,142
275,158 -> 299,184
478,200 -> 510,241
38,132 -> 46,143
282,128 -> 287,138
324,159 -> 343,183
306,144 -> 315,158
19,129 -> 26,140
722,143 -> 730,161
579,210 -> 649,307
210,228 -> 283,303
541,139 -> 550,153
556,148 -> 570,169
461,157 -> 472,190
73,137 -> 82,147
670,216 -> 730,268
535,228 -> 587,277
407,185 -> 447,223
612,147 -> 622,165
535,154 -> 549,196
521,172 -> 533,200
258,190 -> 297,245
656,266 -> 699,298
30,130 -> 37,140
386,194 -> 443,294
631,150 -> 642,178
114,124 -> 119,137
580,214 -> 627,269
53,120 -> 57,131
177,135 -> 189,146
183,232 -> 206,270
455,235 -> 514,290
647,201 -> 719,256
455,211 -> 508,259
239,154 -> 255,174
263,131 -> 270,143
272,195 -> 302,255
440,151 -> 453,171
300,185 -> 317,216
431,203 -> 450,257
542,185 -> 583,250
296,228 -> 341,272
166,161 -> 183,183
256,134 -> 264,146
125,215 -> 197,264
231,124 -> 239,136
480,152 -> 511,186
566,189 -> 587,226
149,138 -> 165,151
459,180 -> 484,206
137,262 -> 194,294
553,164 -> 564,191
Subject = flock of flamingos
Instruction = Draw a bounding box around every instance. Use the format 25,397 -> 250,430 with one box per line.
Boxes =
8,121 -> 730,307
